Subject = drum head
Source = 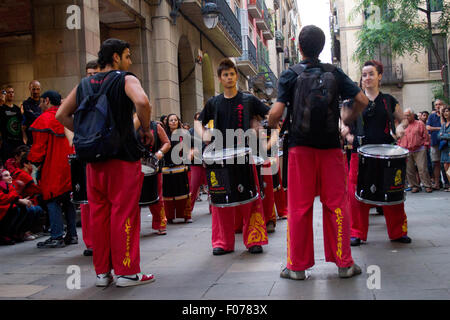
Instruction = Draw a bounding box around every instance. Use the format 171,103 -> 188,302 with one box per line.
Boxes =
252,155 -> 264,166
162,165 -> 187,174
203,147 -> 250,162
358,144 -> 409,159
141,164 -> 156,175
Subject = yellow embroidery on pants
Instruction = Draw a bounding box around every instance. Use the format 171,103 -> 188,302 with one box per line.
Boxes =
287,223 -> 293,266
335,208 -> 343,260
247,211 -> 267,244
123,218 -> 132,268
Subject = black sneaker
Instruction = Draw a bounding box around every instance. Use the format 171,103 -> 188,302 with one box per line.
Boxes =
64,235 -> 78,245
350,237 -> 361,246
248,245 -> 263,254
212,247 -> 233,256
391,236 -> 412,244
83,248 -> 93,256
37,237 -> 65,248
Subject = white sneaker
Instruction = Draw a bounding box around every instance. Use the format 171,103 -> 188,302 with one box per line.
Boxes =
116,273 -> 155,287
338,263 -> 362,278
96,272 -> 113,287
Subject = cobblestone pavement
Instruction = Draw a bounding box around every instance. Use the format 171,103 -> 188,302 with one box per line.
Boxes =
0,190 -> 449,300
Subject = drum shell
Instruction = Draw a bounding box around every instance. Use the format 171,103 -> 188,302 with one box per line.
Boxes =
162,166 -> 190,200
355,153 -> 407,205
68,154 -> 88,204
204,155 -> 258,207
255,162 -> 265,199
139,173 -> 159,206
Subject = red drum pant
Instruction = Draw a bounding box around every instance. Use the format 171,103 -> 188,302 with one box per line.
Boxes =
274,175 -> 288,218
348,153 -> 408,241
213,164 -> 268,251
164,170 -> 192,220
148,173 -> 167,230
261,161 -> 277,226
189,165 -> 207,212
86,159 -> 142,276
287,146 -> 354,271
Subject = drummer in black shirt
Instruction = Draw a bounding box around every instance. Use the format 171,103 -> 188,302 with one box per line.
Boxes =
345,60 -> 411,246
195,58 -> 270,255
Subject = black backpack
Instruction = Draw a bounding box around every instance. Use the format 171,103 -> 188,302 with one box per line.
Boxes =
73,71 -> 123,162
290,63 -> 339,135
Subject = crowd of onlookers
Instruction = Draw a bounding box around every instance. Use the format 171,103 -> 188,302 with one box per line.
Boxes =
400,100 -> 450,192
0,78 -> 200,246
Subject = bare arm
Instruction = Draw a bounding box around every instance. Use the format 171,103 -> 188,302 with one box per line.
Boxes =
125,75 -> 151,130
56,86 -> 78,131
341,91 -> 369,126
268,102 -> 285,129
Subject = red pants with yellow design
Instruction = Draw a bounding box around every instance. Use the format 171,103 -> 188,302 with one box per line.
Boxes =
164,170 -> 192,220
189,165 -> 207,212
348,153 -> 408,241
287,146 -> 354,271
80,203 -> 92,249
86,159 -> 142,276
261,161 -> 277,226
213,164 -> 268,251
148,173 -> 167,230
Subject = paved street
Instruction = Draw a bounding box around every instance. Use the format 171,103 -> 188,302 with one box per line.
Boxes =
0,190 -> 449,300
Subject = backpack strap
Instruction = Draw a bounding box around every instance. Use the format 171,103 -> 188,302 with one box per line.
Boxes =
241,92 -> 251,131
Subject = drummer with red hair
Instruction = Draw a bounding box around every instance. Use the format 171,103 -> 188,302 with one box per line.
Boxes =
344,60 -> 411,246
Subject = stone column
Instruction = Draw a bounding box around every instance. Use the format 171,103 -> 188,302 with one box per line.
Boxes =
32,0 -> 100,97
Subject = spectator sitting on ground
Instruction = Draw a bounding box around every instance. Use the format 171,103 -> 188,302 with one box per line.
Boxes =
0,169 -> 35,243
5,145 -> 30,173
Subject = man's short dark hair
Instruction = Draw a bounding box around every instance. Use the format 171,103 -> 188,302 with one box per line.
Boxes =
19,153 -> 30,168
86,60 -> 99,71
421,110 -> 429,116
298,25 -> 326,59
41,90 -> 62,106
13,145 -> 29,157
217,58 -> 238,78
97,38 -> 130,69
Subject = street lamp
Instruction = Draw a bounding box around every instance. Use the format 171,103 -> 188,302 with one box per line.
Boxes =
265,81 -> 274,96
202,0 -> 220,29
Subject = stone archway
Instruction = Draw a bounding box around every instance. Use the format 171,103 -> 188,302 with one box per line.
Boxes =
177,35 -> 197,124
202,53 -> 215,105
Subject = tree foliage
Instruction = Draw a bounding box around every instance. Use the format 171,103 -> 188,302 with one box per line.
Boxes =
351,0 -> 450,66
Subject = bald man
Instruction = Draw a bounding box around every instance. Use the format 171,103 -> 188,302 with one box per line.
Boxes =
22,80 -> 42,145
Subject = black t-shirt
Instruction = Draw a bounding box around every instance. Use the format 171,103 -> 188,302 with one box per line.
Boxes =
351,92 -> 398,150
277,60 -> 361,149
22,98 -> 42,128
75,71 -> 144,162
0,104 -> 23,142
198,91 -> 270,148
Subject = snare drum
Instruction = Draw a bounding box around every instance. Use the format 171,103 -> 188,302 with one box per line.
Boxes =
68,154 -> 88,204
139,157 -> 159,206
162,165 -> 190,200
269,156 -> 281,192
253,155 -> 265,199
355,144 -> 409,206
203,147 -> 258,207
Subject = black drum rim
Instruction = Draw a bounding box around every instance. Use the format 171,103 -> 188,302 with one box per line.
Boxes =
209,193 -> 259,208
354,192 -> 406,206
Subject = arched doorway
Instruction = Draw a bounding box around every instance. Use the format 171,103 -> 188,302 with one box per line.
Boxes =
178,36 -> 197,125
202,53 -> 215,105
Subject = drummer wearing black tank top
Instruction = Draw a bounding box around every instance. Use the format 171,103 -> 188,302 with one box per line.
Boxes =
194,59 -> 270,255
346,60 -> 411,246
134,117 -> 171,234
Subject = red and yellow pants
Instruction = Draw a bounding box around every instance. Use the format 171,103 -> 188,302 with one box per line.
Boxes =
286,146 -> 354,271
348,153 -> 408,241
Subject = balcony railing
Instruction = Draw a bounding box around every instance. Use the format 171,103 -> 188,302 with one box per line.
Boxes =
258,60 -> 278,87
255,1 -> 271,32
381,64 -> 403,85
240,36 -> 258,67
274,0 -> 280,10
217,0 -> 242,50
248,0 -> 263,19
